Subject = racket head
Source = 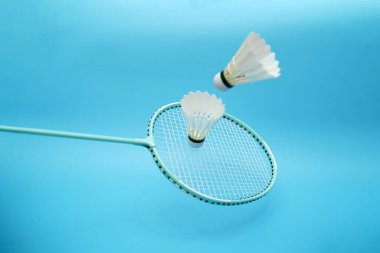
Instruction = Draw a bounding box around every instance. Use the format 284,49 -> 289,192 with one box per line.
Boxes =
147,102 -> 277,205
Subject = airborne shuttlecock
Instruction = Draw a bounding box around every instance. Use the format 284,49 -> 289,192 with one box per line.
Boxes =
181,91 -> 225,148
213,32 -> 280,91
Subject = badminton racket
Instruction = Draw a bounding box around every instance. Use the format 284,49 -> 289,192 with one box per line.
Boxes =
0,102 -> 277,205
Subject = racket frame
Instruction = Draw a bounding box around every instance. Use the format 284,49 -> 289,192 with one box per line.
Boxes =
148,102 -> 277,205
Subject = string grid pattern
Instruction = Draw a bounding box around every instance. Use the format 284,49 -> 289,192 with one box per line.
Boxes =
153,107 -> 273,201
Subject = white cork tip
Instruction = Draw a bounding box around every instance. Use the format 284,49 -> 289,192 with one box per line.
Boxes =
188,138 -> 204,148
213,72 -> 229,91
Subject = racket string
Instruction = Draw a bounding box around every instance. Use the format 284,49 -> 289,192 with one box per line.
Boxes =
153,107 -> 273,201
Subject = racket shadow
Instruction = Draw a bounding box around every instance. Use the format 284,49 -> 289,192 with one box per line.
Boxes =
133,177 -> 278,239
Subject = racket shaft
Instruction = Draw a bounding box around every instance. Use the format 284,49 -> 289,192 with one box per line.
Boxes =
0,125 -> 150,147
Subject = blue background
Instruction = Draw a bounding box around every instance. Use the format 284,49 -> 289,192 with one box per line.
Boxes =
1,0 -> 379,252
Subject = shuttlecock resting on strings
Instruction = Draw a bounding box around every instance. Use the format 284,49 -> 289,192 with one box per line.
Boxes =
181,91 -> 225,148
213,32 -> 281,91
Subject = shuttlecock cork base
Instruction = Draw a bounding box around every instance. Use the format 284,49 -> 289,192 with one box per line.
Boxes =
188,136 -> 205,148
214,71 -> 234,91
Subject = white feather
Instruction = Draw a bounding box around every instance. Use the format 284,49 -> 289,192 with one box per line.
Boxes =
214,32 -> 280,90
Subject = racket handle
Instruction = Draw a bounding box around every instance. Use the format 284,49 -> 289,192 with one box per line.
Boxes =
0,125 -> 151,147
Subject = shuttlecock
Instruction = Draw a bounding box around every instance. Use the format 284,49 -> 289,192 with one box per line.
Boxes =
213,32 -> 280,91
181,91 -> 225,148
